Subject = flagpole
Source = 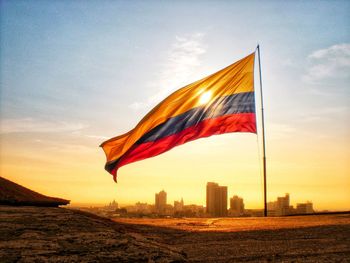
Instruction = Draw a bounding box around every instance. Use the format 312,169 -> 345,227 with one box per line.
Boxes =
257,44 -> 267,217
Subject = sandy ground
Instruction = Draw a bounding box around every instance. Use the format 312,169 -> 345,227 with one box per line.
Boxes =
113,215 -> 350,262
1,206 -> 349,262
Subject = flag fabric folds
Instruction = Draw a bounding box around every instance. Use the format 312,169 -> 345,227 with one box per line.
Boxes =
101,52 -> 256,181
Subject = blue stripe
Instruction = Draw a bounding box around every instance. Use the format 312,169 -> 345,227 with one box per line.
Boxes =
137,92 -> 255,144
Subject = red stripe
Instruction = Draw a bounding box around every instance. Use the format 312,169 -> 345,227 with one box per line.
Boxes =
111,113 -> 256,175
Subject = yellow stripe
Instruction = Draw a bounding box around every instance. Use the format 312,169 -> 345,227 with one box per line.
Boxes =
101,52 -> 255,162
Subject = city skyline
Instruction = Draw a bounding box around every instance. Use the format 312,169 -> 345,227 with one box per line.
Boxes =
69,188 -> 316,210
82,183 -> 315,215
77,183 -> 315,219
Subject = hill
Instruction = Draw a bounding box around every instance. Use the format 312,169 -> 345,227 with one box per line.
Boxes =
0,176 -> 69,207
0,206 -> 185,262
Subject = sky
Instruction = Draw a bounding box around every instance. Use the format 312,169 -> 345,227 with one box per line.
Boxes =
0,0 -> 349,210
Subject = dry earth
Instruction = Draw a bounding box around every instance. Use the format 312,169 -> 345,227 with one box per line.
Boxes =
1,206 -> 349,262
0,206 -> 185,263
114,215 -> 350,232
113,215 -> 350,262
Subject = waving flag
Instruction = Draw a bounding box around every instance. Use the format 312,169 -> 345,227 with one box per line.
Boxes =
101,52 -> 256,181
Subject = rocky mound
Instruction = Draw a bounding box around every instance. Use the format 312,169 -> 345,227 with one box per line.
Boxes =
0,176 -> 69,207
0,206 -> 186,262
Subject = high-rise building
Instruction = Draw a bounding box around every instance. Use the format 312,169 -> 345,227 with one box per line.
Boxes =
215,186 -> 228,217
268,193 -> 293,216
206,182 -> 227,217
155,190 -> 167,214
206,182 -> 218,215
230,195 -> 244,216
276,193 -> 290,216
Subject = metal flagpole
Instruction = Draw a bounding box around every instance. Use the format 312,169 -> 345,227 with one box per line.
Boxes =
257,44 -> 267,217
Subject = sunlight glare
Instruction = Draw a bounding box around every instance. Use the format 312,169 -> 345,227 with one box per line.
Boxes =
198,91 -> 212,105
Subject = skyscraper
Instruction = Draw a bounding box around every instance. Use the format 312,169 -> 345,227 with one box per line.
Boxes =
155,190 -> 167,214
206,182 -> 227,217
206,182 -> 218,215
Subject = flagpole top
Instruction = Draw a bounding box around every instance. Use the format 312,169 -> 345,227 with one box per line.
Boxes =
255,44 -> 260,53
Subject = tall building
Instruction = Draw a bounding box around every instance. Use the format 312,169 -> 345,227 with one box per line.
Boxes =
155,190 -> 167,214
268,193 -> 294,216
206,182 -> 227,217
276,193 -> 290,216
206,182 -> 218,215
230,195 -> 244,216
215,186 -> 228,217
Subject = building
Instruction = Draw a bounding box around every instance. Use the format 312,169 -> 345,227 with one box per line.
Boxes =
174,198 -> 184,212
296,202 -> 313,214
267,193 -> 293,216
229,195 -> 244,216
183,204 -> 205,217
275,193 -> 294,216
267,201 -> 277,216
206,182 -> 227,217
215,186 -> 228,217
133,202 -> 152,214
206,182 -> 218,215
267,193 -> 315,216
155,190 -> 167,214
106,200 -> 118,211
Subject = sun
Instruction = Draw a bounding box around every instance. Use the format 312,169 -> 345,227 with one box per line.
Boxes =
198,91 -> 212,105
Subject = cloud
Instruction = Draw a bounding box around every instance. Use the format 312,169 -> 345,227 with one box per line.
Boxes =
0,118 -> 88,134
129,33 -> 206,110
303,43 -> 350,83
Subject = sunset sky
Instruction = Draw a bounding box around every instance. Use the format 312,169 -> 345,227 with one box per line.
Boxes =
1,1 -> 349,210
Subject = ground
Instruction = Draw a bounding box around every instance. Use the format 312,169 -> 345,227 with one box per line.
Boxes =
0,206 -> 185,263
113,215 -> 350,262
0,206 -> 349,262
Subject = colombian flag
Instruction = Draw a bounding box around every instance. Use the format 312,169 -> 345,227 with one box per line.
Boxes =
101,52 -> 256,181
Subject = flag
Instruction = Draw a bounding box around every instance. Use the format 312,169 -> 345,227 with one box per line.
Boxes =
101,52 -> 256,181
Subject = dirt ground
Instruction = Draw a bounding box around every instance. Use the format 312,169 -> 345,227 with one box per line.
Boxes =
1,206 -> 349,262
113,215 -> 350,232
113,215 -> 350,262
0,206 -> 185,263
